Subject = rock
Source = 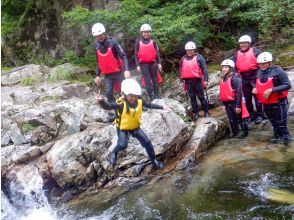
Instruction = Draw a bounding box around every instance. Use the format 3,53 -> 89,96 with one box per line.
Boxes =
48,63 -> 90,81
176,118 -> 227,170
124,164 -> 146,177
152,98 -> 186,117
163,76 -> 222,108
47,107 -> 189,188
1,144 -> 44,172
208,71 -> 222,88
47,124 -> 115,188
1,114 -> 27,146
1,64 -> 48,86
288,97 -> 294,116
44,84 -> 90,100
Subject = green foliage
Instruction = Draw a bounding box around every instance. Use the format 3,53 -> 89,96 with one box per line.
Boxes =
2,0 -> 293,68
49,68 -> 72,82
62,0 -> 293,60
207,64 -> 221,74
20,77 -> 41,86
20,122 -> 38,133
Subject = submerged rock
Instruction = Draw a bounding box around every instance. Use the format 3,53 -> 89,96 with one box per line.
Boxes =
266,188 -> 294,205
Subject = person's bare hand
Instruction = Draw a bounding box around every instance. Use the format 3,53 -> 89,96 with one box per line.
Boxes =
235,107 -> 241,114
124,70 -> 131,78
94,90 -> 103,102
158,64 -> 162,72
263,88 -> 272,100
95,76 -> 101,85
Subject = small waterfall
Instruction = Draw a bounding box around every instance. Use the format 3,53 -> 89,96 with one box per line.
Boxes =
1,166 -> 57,220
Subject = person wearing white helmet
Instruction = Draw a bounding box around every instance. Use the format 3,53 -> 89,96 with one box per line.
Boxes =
135,23 -> 163,100
92,22 -> 131,104
220,59 -> 249,138
179,41 -> 209,121
232,34 -> 264,125
95,79 -> 168,169
252,52 -> 291,145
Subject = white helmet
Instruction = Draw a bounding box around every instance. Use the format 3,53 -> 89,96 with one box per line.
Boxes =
92,23 -> 106,36
121,79 -> 142,96
140,24 -> 152,32
238,35 -> 251,43
221,59 -> 235,68
257,52 -> 273,63
185,41 -> 196,50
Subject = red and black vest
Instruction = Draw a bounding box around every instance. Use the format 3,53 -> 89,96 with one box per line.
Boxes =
96,47 -> 123,75
181,56 -> 203,79
220,76 -> 235,102
236,47 -> 258,73
256,77 -> 288,104
137,40 -> 157,63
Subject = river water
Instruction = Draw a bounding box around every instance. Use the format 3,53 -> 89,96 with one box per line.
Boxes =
2,118 -> 294,219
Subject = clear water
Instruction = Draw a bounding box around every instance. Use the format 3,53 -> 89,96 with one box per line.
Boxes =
61,118 -> 294,219
2,119 -> 294,220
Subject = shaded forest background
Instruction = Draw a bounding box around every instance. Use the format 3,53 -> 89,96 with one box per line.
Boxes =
2,0 -> 293,71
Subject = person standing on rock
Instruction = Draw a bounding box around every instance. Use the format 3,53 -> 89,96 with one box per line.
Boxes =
135,24 -> 163,101
253,52 -> 291,145
92,23 -> 131,104
179,41 -> 209,121
232,35 -> 264,124
220,59 -> 249,138
95,78 -> 166,169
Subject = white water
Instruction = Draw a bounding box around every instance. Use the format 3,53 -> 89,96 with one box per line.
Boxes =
1,166 -> 57,220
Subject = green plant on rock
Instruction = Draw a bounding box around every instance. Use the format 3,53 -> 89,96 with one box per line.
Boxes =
20,122 -> 38,133
49,68 -> 72,82
20,76 -> 41,86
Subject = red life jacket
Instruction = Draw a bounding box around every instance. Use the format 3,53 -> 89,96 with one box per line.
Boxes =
137,40 -> 157,63
96,47 -> 123,75
219,76 -> 235,102
181,56 -> 203,79
241,99 -> 250,119
141,71 -> 163,87
256,77 -> 288,104
236,47 -> 258,73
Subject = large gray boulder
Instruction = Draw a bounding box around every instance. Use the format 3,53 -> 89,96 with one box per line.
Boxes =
176,117 -> 227,170
47,107 -> 189,188
1,64 -> 49,86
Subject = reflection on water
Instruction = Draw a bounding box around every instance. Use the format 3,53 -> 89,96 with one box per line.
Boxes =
63,118 -> 294,219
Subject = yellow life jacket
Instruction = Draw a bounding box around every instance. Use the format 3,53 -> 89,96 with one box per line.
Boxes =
114,97 -> 142,130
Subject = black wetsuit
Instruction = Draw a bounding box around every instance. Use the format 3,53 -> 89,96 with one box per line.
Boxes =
99,98 -> 163,162
256,66 -> 291,142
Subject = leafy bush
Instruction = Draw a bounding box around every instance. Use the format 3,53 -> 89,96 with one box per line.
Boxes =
2,0 -> 293,68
